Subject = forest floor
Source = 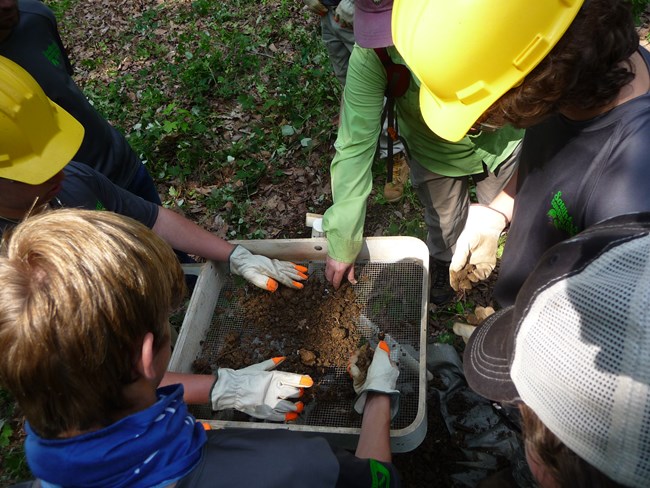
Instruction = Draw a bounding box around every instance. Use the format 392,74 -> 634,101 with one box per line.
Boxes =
1,1 -> 649,486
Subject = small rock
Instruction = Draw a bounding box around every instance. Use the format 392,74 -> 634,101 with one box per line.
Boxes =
299,349 -> 317,366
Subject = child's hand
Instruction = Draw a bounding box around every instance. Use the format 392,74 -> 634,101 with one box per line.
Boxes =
210,357 -> 313,422
229,245 -> 308,292
349,341 -> 400,418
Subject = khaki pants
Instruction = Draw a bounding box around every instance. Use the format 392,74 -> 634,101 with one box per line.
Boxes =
409,143 -> 522,261
320,8 -> 355,86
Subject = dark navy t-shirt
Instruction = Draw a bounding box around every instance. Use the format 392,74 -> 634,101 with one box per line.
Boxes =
0,162 -> 158,238
57,161 -> 159,226
495,48 -> 650,306
177,428 -> 401,488
0,0 -> 141,187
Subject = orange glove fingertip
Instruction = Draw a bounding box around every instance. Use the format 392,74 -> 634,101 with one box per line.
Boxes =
266,278 -> 279,292
292,281 -> 304,289
294,264 -> 308,273
299,375 -> 314,388
285,412 -> 299,422
378,341 -> 390,353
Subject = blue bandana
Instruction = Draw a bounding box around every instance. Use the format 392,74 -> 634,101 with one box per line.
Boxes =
25,384 -> 207,488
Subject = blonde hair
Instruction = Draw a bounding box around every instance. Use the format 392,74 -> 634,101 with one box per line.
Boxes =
0,209 -> 185,438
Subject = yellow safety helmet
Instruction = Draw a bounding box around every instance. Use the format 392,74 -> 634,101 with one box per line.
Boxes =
392,0 -> 585,142
0,56 -> 83,184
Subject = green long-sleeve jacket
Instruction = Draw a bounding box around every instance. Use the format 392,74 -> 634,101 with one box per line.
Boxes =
322,45 -> 523,263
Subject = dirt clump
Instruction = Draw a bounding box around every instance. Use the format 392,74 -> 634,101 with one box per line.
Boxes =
193,275 -> 371,405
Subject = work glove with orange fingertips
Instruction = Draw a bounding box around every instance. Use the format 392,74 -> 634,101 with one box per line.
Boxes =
211,357 -> 313,422
229,245 -> 308,292
349,341 -> 400,419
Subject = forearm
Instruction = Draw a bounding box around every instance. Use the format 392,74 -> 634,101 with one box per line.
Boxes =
488,168 -> 518,223
355,393 -> 392,463
323,195 -> 369,263
160,372 -> 215,405
323,48 -> 386,263
152,207 -> 235,261
322,143 -> 374,262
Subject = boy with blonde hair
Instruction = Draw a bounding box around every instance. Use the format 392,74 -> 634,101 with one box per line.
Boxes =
0,209 -> 401,487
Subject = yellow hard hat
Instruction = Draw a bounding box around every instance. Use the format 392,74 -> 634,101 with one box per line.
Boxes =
0,56 -> 84,184
392,0 -> 585,142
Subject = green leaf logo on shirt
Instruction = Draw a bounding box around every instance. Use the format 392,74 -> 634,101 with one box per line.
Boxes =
43,42 -> 62,67
95,200 -> 106,211
369,459 -> 391,487
547,191 -> 578,236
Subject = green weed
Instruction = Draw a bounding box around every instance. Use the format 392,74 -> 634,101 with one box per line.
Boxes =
0,388 -> 29,484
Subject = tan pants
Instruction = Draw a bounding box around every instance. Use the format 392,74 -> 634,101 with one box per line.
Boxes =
409,143 -> 522,261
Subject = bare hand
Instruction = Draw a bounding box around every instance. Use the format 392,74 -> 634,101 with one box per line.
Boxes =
325,255 -> 356,289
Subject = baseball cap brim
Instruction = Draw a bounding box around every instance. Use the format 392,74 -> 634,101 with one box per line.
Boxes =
354,5 -> 393,48
463,307 -> 521,404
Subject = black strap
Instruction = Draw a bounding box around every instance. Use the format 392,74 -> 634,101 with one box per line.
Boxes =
373,48 -> 411,183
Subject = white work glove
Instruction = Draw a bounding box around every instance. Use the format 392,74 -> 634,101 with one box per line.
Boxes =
449,204 -> 509,292
303,0 -> 327,15
349,341 -> 400,418
211,357 -> 314,422
334,0 -> 354,27
229,245 -> 308,292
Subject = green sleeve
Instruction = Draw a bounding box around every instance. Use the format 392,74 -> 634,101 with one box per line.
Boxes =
471,124 -> 525,171
322,47 -> 386,263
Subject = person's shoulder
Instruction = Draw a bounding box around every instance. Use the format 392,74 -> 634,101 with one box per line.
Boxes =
18,0 -> 56,23
176,429 -> 340,487
60,161 -> 110,202
347,45 -> 387,88
350,44 -> 380,64
612,91 -> 650,138
64,161 -> 103,179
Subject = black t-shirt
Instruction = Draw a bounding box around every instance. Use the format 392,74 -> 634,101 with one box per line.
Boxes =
176,428 -> 400,488
495,48 -> 650,307
57,161 -> 159,225
0,162 -> 158,238
0,0 -> 141,187
10,429 -> 400,488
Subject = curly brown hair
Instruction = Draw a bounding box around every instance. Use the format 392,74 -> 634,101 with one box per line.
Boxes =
483,0 -> 640,128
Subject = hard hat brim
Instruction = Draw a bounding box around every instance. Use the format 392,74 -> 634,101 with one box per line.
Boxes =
5,100 -> 84,185
418,84 -> 493,143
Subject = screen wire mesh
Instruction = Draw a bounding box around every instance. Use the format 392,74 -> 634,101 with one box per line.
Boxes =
188,259 -> 425,431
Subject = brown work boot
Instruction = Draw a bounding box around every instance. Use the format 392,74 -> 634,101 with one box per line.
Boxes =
383,152 -> 410,203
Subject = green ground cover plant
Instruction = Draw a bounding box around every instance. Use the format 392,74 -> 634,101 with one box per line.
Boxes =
56,0 -> 344,240
1,0 -> 648,484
